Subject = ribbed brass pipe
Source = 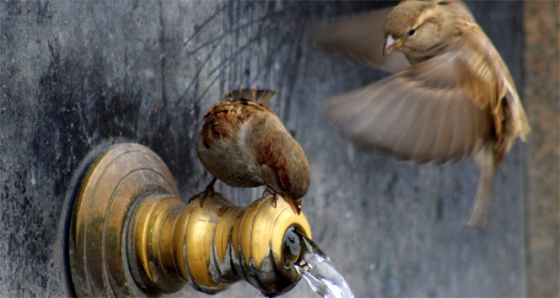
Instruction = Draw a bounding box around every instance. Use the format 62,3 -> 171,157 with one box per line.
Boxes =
69,143 -> 312,297
129,192 -> 311,296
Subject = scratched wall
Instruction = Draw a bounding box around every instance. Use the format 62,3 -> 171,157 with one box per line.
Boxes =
0,1 -> 554,297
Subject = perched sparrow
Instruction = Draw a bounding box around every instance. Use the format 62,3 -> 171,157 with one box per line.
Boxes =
316,0 -> 530,228
196,89 -> 311,214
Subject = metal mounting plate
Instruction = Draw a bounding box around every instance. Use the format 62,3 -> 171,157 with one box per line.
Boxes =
68,143 -> 179,297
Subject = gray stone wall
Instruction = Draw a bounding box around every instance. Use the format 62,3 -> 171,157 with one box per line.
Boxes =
523,1 -> 560,297
0,1 -> 555,297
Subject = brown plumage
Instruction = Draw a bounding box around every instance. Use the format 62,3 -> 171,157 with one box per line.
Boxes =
196,89 -> 310,214
316,0 -> 530,228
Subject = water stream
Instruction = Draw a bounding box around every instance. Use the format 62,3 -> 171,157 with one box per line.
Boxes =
285,228 -> 355,298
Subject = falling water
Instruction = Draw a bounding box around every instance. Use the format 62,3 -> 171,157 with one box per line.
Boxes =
285,228 -> 354,298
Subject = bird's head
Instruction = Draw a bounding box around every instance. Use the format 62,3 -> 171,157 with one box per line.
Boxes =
285,195 -> 303,215
383,1 -> 452,57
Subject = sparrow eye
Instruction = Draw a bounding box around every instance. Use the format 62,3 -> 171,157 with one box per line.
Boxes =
408,29 -> 416,36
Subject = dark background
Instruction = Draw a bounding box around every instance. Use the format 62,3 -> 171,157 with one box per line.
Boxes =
0,1 -> 557,297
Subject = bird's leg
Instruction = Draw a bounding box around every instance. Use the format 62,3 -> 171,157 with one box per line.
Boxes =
189,177 -> 217,207
270,189 -> 282,208
272,193 -> 279,208
262,187 -> 278,208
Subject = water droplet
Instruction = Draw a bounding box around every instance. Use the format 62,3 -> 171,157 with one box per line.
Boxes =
30,168 -> 37,186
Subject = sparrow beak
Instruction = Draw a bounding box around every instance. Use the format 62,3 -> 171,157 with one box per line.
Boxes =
286,197 -> 302,215
383,35 -> 403,55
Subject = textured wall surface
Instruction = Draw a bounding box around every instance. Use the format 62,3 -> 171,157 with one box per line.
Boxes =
0,1 -> 552,297
523,2 -> 560,297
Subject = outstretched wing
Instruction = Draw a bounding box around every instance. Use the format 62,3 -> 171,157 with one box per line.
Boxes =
321,41 -> 493,164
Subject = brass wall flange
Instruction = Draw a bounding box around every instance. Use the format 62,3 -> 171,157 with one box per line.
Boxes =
69,143 -> 179,297
69,143 -> 312,297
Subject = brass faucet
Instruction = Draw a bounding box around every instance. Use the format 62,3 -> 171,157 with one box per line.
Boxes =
69,143 -> 311,297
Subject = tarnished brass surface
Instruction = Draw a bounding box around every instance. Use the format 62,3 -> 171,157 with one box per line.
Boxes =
128,194 -> 186,293
231,195 -> 312,295
69,143 -> 179,297
131,193 -> 312,295
70,143 -> 312,297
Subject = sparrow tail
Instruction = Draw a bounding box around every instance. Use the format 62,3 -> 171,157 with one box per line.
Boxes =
466,148 -> 496,229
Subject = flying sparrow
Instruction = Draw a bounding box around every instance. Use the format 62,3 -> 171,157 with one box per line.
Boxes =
196,89 -> 311,214
316,0 -> 530,228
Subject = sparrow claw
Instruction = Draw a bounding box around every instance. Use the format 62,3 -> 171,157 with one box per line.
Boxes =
272,193 -> 279,208
188,191 -> 207,207
264,187 -> 278,208
189,178 -> 217,207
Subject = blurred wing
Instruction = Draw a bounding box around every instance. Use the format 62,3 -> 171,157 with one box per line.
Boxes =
321,49 -> 492,164
312,7 -> 410,73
